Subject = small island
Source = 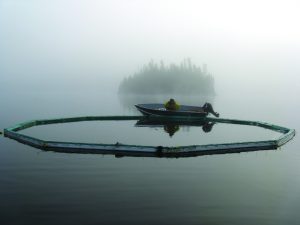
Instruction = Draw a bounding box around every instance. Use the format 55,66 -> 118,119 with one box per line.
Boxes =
118,58 -> 215,95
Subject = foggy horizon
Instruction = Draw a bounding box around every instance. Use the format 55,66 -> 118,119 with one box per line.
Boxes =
1,0 -> 299,95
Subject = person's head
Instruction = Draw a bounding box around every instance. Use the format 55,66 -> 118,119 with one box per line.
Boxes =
170,98 -> 175,103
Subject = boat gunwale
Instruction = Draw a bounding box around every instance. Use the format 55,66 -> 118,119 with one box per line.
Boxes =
135,104 -> 207,116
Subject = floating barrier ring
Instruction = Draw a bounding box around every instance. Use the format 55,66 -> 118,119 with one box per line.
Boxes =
3,116 -> 295,158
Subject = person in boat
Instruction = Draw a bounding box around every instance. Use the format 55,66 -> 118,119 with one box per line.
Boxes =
164,98 -> 180,111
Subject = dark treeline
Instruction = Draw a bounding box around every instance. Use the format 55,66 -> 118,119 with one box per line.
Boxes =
118,58 -> 215,95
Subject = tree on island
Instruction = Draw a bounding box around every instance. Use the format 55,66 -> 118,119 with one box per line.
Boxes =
118,58 -> 215,95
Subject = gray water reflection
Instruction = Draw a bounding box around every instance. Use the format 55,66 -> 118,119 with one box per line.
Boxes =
0,90 -> 299,225
20,119 -> 280,147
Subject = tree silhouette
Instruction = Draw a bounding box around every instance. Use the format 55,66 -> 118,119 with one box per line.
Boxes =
118,58 -> 215,95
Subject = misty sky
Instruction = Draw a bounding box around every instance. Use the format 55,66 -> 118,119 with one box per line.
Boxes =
0,0 -> 299,93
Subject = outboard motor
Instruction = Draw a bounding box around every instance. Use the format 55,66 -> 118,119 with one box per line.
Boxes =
203,103 -> 219,117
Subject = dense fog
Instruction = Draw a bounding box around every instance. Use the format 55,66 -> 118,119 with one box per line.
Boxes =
0,0 -> 299,96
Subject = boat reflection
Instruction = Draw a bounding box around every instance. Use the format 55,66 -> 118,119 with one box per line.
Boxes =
135,117 -> 215,137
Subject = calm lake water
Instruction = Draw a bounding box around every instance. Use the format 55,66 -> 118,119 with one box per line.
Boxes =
0,87 -> 299,225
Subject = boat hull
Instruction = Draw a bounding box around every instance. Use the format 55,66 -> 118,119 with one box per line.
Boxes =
135,104 -> 208,117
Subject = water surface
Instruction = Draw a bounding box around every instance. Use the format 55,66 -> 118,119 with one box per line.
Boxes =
1,89 -> 299,225
20,120 -> 281,147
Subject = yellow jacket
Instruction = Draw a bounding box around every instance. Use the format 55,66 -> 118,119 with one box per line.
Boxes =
164,100 -> 180,110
